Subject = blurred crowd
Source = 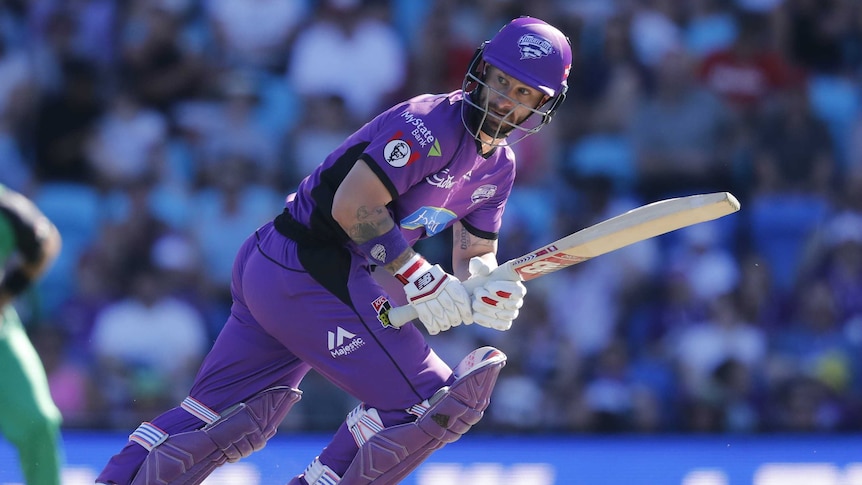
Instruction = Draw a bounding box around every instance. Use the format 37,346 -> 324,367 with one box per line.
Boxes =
2,0 -> 862,436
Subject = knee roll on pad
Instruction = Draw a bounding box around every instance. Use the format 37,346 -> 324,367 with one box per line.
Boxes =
129,386 -> 301,485
340,347 -> 506,484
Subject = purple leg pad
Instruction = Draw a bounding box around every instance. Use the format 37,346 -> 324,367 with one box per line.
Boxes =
340,350 -> 506,484
130,386 -> 301,485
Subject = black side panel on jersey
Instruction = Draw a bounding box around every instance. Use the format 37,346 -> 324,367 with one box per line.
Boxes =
278,142 -> 371,307
273,207 -> 354,307
307,142 -> 372,246
297,238 -> 354,308
461,219 -> 498,241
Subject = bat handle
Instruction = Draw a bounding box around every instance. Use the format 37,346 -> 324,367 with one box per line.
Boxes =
387,261 -> 518,329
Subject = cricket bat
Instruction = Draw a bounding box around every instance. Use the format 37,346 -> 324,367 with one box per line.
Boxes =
388,191 -> 741,328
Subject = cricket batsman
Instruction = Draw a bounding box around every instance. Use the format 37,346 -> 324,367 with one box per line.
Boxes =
97,15 -> 571,485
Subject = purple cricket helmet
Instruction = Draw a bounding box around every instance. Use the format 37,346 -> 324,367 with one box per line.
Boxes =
462,16 -> 572,146
483,16 -> 572,98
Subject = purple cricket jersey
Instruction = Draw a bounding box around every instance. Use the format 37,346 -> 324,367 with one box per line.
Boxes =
96,90 -> 517,484
289,89 -> 516,248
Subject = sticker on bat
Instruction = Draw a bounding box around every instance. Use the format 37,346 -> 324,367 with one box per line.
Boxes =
516,254 -> 589,277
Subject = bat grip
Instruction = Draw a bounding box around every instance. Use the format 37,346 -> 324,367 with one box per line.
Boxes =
387,260 -> 518,329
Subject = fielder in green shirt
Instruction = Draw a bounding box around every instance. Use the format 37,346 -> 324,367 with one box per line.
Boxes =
0,184 -> 64,485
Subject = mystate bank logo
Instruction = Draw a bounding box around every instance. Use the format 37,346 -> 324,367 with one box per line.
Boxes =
328,326 -> 366,358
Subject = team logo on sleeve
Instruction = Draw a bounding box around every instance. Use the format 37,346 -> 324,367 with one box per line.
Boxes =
384,131 -> 420,167
470,184 -> 497,204
369,244 -> 387,263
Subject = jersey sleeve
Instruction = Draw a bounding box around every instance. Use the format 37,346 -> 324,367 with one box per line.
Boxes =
461,150 -> 516,240
357,99 -> 451,200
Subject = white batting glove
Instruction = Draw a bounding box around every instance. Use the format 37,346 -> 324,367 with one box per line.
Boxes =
396,254 -> 473,335
468,257 -> 526,331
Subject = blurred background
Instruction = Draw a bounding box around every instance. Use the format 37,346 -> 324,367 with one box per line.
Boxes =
0,0 -> 861,483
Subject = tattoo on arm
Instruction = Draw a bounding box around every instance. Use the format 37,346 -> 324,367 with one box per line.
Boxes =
347,204 -> 415,273
347,205 -> 392,243
384,249 -> 416,274
458,226 -> 470,250
458,226 -> 495,253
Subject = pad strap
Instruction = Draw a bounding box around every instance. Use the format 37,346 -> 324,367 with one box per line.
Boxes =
181,396 -> 221,424
302,457 -> 341,485
130,386 -> 301,485
340,347 -> 506,484
129,422 -> 168,451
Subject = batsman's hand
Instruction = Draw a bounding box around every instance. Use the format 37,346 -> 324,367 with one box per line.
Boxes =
397,255 -> 473,335
468,257 -> 526,331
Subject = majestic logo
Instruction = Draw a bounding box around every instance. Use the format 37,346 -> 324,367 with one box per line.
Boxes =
517,33 -> 554,60
470,184 -> 497,204
328,326 -> 365,357
401,206 -> 457,236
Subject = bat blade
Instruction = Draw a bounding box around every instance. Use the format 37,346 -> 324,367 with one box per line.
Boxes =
387,191 -> 740,328
510,191 -> 740,280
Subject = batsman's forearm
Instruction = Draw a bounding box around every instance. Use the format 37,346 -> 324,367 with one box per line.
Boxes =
339,204 -> 416,274
383,248 -> 417,274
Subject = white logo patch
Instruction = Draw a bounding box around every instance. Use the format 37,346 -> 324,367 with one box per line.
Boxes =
328,326 -> 365,357
384,139 -> 412,167
518,33 -> 554,60
370,244 -> 386,262
470,184 -> 497,204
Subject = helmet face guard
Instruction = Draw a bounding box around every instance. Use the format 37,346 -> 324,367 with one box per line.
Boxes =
461,17 -> 572,147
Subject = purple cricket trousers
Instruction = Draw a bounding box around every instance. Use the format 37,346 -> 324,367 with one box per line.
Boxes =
97,220 -> 454,484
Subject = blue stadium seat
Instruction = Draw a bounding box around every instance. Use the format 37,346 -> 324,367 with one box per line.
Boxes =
32,182 -> 104,314
807,74 -> 860,169
565,133 -> 636,193
749,193 -> 830,292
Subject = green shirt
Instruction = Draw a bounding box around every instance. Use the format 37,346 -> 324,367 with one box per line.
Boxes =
0,184 -> 17,264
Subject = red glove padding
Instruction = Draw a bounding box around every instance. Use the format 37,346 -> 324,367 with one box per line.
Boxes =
468,257 -> 526,331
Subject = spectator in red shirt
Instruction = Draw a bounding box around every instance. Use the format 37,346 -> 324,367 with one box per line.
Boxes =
697,12 -> 798,116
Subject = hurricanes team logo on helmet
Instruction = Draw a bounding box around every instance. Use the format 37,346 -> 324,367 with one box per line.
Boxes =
517,33 -> 554,60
